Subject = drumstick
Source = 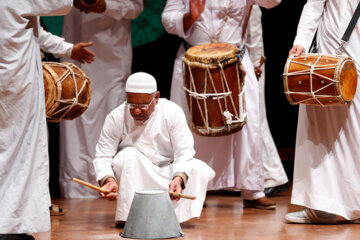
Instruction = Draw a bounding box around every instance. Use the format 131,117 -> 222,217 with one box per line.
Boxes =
169,191 -> 196,200
258,56 -> 267,68
72,178 -> 107,193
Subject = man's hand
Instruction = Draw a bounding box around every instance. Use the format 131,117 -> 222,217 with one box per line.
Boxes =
190,0 -> 206,21
254,66 -> 262,80
289,45 -> 305,57
169,176 -> 183,201
71,42 -> 95,64
184,0 -> 206,31
100,177 -> 118,201
74,0 -> 106,14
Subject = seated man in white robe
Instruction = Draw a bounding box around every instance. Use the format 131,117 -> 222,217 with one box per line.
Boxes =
92,72 -> 215,226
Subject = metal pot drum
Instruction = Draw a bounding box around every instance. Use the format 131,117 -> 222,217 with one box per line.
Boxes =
121,189 -> 184,239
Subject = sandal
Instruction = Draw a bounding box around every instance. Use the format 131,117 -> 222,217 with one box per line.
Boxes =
49,204 -> 67,216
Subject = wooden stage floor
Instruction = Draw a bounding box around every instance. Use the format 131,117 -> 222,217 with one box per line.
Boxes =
33,191 -> 360,240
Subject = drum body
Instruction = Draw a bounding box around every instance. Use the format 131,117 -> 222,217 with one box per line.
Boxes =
121,189 -> 183,239
43,62 -> 91,122
283,54 -> 357,106
183,42 -> 247,137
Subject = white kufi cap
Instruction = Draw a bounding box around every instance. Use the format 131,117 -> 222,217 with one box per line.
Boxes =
125,72 -> 157,93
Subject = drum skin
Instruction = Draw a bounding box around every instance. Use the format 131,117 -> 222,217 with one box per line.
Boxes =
283,54 -> 357,106
42,62 -> 91,122
183,42 -> 246,136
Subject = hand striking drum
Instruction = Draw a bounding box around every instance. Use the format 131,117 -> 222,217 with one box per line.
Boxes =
183,42 -> 247,136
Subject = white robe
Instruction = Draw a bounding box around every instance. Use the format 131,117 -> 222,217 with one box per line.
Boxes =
161,0 -> 281,191
60,0 -> 143,198
292,0 -> 360,220
93,99 -> 215,222
0,1 -> 72,234
246,5 -> 288,188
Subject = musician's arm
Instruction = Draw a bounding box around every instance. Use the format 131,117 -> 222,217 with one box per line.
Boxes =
93,112 -> 123,187
293,0 -> 326,53
38,22 -> 73,58
162,0 -> 192,39
103,0 -> 143,21
246,5 -> 263,66
169,104 -> 195,188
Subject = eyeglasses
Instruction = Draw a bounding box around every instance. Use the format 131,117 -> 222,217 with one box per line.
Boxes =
126,98 -> 155,110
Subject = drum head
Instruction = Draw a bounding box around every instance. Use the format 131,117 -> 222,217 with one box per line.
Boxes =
185,42 -> 237,64
340,58 -> 357,102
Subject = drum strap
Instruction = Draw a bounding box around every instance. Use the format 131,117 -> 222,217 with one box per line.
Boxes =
310,2 -> 360,54
339,1 -> 360,48
337,2 -> 360,54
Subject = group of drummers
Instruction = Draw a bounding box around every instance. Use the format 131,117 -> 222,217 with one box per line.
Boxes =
1,0 -> 360,239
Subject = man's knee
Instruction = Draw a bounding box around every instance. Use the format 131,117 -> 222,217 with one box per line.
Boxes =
111,147 -> 142,176
189,159 -> 214,178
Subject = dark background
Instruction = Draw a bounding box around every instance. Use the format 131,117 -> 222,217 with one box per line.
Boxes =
48,0 -> 307,197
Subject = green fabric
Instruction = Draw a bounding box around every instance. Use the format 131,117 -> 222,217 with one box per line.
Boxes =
40,0 -> 166,46
131,0 -> 166,47
40,16 -> 64,36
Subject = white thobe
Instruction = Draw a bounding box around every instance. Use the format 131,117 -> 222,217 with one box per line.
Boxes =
292,0 -> 360,220
93,99 -> 215,222
60,0 -> 144,198
0,1 -> 72,234
246,5 -> 288,188
161,0 -> 281,191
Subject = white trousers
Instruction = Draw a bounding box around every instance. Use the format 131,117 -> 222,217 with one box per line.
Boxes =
111,147 -> 215,223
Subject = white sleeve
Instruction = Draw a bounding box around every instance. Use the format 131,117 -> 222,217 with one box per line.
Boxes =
254,0 -> 281,9
93,112 -> 122,182
103,0 -> 143,21
23,0 -> 72,16
162,0 -> 191,39
246,5 -> 264,66
38,24 -> 73,58
168,103 -> 196,177
293,0 -> 326,52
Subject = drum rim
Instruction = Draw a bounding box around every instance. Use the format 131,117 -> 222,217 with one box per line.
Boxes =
135,189 -> 167,195
337,58 -> 358,102
184,42 -> 238,66
42,62 -> 62,115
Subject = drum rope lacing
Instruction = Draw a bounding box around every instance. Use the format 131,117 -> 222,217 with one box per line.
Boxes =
183,60 -> 247,133
47,62 -> 89,121
283,54 -> 342,106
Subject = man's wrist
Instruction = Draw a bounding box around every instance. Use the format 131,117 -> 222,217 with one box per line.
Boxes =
99,175 -> 116,187
173,172 -> 188,189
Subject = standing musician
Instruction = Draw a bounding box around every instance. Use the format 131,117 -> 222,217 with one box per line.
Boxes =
93,72 -> 215,226
286,0 -> 360,224
246,4 -> 289,196
39,25 -> 95,216
0,1 -> 72,239
162,0 -> 280,209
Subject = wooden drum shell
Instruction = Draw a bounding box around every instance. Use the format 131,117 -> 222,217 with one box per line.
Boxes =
183,42 -> 247,137
43,62 -> 91,122
283,54 -> 357,106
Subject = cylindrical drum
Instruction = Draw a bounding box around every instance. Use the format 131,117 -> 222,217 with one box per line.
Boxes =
43,62 -> 91,122
283,53 -> 357,106
182,42 -> 247,137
